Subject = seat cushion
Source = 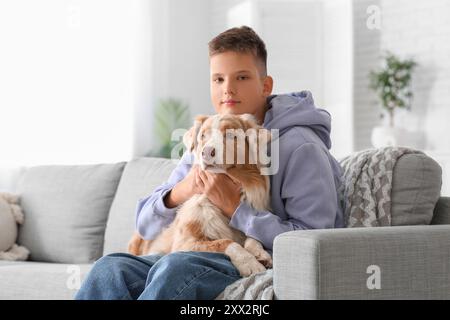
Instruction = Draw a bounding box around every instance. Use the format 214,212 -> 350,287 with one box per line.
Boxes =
0,261 -> 92,299
391,153 -> 442,225
103,157 -> 177,255
17,162 -> 125,263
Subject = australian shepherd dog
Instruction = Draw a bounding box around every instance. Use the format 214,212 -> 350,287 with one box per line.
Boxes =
128,113 -> 273,276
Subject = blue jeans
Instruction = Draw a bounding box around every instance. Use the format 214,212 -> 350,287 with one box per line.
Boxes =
74,251 -> 241,300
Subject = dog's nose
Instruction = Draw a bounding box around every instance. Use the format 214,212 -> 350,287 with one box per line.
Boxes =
202,146 -> 215,159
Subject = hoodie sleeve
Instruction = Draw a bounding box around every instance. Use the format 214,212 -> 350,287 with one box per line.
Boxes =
229,143 -> 338,251
136,152 -> 193,240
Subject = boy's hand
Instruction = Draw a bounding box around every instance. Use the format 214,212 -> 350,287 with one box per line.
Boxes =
197,170 -> 242,218
164,165 -> 203,208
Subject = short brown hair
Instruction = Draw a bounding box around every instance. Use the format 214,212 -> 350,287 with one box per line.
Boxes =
208,26 -> 267,77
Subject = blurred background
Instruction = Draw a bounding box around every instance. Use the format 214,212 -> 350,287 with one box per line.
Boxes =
0,0 -> 449,194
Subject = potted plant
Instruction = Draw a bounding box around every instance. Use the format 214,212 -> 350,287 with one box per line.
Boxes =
147,98 -> 191,159
369,52 -> 417,147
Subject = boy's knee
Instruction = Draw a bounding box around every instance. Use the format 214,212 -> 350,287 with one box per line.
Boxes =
155,252 -> 206,274
142,252 -> 239,300
91,253 -> 131,274
155,251 -> 231,275
158,252 -> 193,267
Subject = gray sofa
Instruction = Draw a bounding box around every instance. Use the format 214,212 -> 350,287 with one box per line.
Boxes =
0,153 -> 449,300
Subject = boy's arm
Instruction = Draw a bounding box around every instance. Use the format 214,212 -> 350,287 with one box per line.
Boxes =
135,152 -> 194,240
230,143 -> 339,252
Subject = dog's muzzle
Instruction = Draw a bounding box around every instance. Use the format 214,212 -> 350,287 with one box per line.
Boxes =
202,146 -> 216,163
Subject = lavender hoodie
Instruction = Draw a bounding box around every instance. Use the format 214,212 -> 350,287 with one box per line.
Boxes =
135,91 -> 345,252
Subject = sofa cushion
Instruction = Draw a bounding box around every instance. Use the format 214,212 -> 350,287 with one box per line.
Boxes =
16,162 -> 125,263
391,153 -> 442,226
0,261 -> 92,299
103,157 -> 177,255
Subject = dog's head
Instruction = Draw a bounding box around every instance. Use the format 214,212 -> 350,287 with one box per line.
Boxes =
183,113 -> 271,172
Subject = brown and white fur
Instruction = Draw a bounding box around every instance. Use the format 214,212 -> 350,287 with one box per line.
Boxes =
128,113 -> 272,277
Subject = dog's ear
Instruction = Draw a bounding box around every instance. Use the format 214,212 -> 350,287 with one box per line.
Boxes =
183,115 -> 209,152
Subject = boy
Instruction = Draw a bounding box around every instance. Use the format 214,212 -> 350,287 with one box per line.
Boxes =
75,26 -> 344,300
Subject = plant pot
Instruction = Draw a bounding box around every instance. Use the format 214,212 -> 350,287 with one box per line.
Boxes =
371,126 -> 426,149
371,126 -> 408,148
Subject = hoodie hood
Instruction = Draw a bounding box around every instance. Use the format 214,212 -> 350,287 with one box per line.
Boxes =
263,91 -> 332,149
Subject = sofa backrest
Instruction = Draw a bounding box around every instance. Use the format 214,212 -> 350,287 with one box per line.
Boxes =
0,166 -> 25,193
13,157 -> 176,264
102,157 -> 177,255
16,162 -> 125,263
390,153 -> 442,225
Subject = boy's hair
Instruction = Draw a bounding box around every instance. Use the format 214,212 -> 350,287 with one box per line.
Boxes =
208,26 -> 267,77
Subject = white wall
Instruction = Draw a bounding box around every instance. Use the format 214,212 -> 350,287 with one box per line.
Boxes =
352,0 -> 382,151
7,0 -> 447,168
322,0 -> 354,159
352,0 -> 450,195
0,0 -> 213,162
379,0 -> 450,195
379,0 -> 450,152
134,0 -> 211,155
0,0 -> 355,166
132,0 -> 155,158
352,0 -> 450,153
166,0 -> 211,119
262,1 -> 324,104
0,0 -> 135,166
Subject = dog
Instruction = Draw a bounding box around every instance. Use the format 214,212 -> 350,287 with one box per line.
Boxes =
128,113 -> 273,276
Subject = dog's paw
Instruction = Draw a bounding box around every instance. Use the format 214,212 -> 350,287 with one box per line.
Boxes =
243,238 -> 272,269
234,257 -> 266,277
255,250 -> 273,269
225,243 -> 267,277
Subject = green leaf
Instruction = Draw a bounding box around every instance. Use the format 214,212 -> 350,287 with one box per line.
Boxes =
148,98 -> 191,158
368,51 -> 417,114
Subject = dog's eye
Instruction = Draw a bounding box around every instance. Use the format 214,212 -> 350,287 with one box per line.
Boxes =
201,131 -> 211,140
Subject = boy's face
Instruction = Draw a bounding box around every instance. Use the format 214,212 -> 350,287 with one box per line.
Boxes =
209,51 -> 273,124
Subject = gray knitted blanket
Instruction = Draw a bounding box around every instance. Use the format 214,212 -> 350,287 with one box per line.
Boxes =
215,269 -> 274,300
339,147 -> 423,227
216,146 -> 423,299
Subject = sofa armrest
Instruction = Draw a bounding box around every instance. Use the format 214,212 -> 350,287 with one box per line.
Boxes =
273,225 -> 450,299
